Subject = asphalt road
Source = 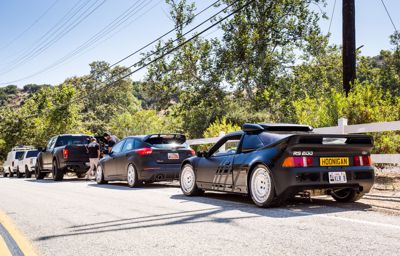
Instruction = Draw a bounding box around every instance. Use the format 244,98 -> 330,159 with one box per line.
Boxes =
0,177 -> 400,256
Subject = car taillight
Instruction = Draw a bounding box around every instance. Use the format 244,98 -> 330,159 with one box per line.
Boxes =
189,148 -> 195,156
282,156 -> 314,168
136,147 -> 153,156
353,156 -> 372,166
63,149 -> 69,159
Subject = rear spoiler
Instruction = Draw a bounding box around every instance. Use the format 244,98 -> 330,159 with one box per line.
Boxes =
289,134 -> 373,145
242,123 -> 313,133
144,134 -> 186,144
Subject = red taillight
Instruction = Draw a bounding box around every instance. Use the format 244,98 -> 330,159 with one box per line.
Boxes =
353,156 -> 371,166
63,149 -> 69,159
189,148 -> 195,156
136,147 -> 153,156
282,157 -> 314,167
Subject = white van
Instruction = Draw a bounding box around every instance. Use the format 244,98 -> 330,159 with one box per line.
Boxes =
16,149 -> 40,178
2,146 -> 35,177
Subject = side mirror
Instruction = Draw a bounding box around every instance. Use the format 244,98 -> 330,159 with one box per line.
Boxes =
38,147 -> 45,152
196,150 -> 209,158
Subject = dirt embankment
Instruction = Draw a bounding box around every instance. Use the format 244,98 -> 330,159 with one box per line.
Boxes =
374,167 -> 400,191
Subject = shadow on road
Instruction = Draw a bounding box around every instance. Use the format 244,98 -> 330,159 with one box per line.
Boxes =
88,182 -> 180,190
26,178 -> 89,183
34,190 -> 372,242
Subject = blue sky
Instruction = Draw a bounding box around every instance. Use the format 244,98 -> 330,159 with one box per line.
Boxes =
0,0 -> 399,87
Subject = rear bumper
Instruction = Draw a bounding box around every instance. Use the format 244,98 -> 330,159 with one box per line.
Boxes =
60,161 -> 89,172
138,164 -> 181,181
273,166 -> 375,197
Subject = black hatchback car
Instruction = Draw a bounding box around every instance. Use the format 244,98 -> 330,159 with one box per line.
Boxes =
96,134 -> 195,187
180,123 -> 374,207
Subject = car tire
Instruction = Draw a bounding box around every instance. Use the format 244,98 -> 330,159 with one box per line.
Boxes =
249,164 -> 276,207
9,168 -> 13,178
95,165 -> 107,184
180,164 -> 203,196
35,163 -> 46,180
127,164 -> 139,188
25,166 -> 32,178
35,163 -> 45,180
16,167 -> 23,178
331,188 -> 364,202
3,172 -> 8,177
52,159 -> 64,181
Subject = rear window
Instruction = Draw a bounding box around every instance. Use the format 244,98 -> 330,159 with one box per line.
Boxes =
258,132 -> 290,146
241,135 -> 264,152
15,151 -> 25,160
56,136 -> 89,147
148,142 -> 190,149
144,134 -> 188,149
26,150 -> 39,158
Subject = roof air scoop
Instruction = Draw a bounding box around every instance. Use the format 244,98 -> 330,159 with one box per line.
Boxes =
241,123 -> 264,133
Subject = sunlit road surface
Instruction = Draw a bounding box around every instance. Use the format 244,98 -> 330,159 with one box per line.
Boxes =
0,177 -> 399,256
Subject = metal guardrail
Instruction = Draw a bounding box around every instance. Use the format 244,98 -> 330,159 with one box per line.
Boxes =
186,118 -> 400,164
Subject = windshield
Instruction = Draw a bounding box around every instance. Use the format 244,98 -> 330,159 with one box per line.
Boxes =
55,136 -> 90,147
15,151 -> 25,160
26,150 -> 39,158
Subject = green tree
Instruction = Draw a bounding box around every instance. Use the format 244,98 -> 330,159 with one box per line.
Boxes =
203,117 -> 240,137
110,110 -> 175,137
219,0 -> 326,108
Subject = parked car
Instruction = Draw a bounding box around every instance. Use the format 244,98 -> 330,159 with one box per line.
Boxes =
35,134 -> 91,181
2,146 -> 35,177
179,123 -> 374,207
96,134 -> 195,187
16,149 -> 40,178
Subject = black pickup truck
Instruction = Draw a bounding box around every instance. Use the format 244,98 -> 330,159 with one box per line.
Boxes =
35,134 -> 91,181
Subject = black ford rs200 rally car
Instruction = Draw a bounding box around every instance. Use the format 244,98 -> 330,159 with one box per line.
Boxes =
180,123 -> 374,207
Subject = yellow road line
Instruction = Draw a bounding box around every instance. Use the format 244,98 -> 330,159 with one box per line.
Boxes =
0,210 -> 38,256
0,235 -> 12,256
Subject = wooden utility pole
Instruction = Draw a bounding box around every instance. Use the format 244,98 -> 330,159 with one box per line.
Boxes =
342,0 -> 356,96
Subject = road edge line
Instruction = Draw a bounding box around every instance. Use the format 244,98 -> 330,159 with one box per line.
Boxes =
0,209 -> 38,256
0,234 -> 12,256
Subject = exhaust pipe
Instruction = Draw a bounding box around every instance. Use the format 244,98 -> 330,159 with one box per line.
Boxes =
155,174 -> 164,181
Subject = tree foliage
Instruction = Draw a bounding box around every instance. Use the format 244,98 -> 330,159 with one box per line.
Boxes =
1,0 -> 400,160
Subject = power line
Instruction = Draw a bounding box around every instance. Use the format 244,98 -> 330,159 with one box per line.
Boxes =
0,0 -> 107,75
0,0 -> 60,51
0,0 -> 153,84
22,0 -> 253,119
380,0 -> 398,32
327,0 -> 336,36
0,0 -> 90,69
1,0 -> 221,85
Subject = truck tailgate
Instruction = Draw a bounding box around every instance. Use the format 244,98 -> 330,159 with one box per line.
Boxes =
64,145 -> 90,162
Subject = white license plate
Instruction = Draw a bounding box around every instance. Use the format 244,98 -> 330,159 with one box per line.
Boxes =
328,172 -> 347,184
168,153 -> 179,160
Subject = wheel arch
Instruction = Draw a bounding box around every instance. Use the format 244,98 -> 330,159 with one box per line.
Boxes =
181,158 -> 197,172
246,161 -> 277,194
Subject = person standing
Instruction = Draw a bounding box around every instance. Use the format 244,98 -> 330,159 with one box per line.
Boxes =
103,132 -> 120,153
86,137 -> 100,179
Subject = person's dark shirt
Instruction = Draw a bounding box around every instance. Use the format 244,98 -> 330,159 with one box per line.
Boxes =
108,135 -> 120,148
88,142 -> 100,158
